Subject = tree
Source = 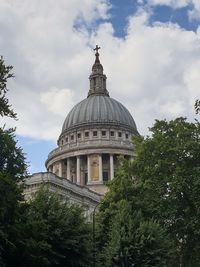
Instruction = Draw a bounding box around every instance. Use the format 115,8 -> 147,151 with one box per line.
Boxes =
195,99 -> 200,114
96,159 -> 174,267
0,127 -> 26,178
96,117 -> 200,266
8,188 -> 93,267
132,117 -> 200,266
0,128 -> 26,239
0,56 -> 27,266
0,56 -> 93,267
0,56 -> 16,118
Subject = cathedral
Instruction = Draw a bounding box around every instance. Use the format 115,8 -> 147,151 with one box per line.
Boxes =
24,46 -> 138,217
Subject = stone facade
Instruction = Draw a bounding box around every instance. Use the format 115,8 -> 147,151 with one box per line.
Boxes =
46,127 -> 135,194
24,172 -> 102,219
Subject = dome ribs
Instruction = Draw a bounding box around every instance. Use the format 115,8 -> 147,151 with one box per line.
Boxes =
61,96 -> 137,134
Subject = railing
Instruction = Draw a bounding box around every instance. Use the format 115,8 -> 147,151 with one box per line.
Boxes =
25,172 -> 102,203
48,139 -> 133,158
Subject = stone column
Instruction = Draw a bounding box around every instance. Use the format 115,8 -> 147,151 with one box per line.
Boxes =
48,165 -> 52,173
99,154 -> 103,182
59,161 -> 63,177
110,154 -> 114,180
77,156 -> 81,184
50,165 -> 53,173
52,164 -> 54,174
67,158 -> 71,180
87,155 -> 91,183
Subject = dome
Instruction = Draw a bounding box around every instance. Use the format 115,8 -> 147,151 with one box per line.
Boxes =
46,46 -> 138,196
61,45 -> 137,136
62,95 -> 137,134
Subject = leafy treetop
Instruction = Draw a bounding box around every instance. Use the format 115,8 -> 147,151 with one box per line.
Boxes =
0,56 -> 16,119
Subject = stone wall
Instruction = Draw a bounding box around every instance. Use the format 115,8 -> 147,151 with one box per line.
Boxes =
24,172 -> 102,219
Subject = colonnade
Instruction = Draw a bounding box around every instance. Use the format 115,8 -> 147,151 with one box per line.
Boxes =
51,153 -> 115,184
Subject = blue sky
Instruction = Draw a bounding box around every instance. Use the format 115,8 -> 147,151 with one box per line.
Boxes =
1,0 -> 200,173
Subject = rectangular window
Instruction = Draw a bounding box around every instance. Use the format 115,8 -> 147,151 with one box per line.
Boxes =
84,173 -> 88,185
71,135 -> 74,140
102,131 -> 106,136
126,133 -> 129,139
85,132 -> 89,138
65,137 -> 68,142
93,131 -> 97,137
110,131 -> 115,137
103,172 -> 108,181
77,133 -> 81,139
118,132 -> 122,138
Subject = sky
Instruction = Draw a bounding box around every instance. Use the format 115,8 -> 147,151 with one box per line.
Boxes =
0,0 -> 200,173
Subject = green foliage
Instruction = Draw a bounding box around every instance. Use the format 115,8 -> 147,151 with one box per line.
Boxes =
96,117 -> 200,267
0,56 -> 93,267
96,158 -> 134,250
0,127 -> 26,267
195,99 -> 200,114
133,118 -> 200,265
0,172 -> 22,267
0,127 -> 27,179
0,127 -> 26,256
0,56 -> 27,266
8,189 -> 93,267
96,160 -> 174,266
0,56 -> 16,119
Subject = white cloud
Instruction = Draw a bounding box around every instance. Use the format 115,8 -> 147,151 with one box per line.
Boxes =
160,99 -> 185,116
89,9 -> 199,133
0,1 -> 199,144
147,0 -> 189,8
183,60 -> 200,105
40,88 -> 74,116
0,0 -> 110,140
188,0 -> 200,20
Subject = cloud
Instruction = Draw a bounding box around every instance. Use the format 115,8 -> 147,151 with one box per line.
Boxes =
146,0 -> 200,20
147,0 -> 189,8
40,88 -> 74,116
89,9 -> 200,133
188,0 -> 200,20
0,0 -> 110,140
0,1 -> 199,143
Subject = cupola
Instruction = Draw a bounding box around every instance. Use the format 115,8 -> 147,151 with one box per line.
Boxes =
88,45 -> 109,97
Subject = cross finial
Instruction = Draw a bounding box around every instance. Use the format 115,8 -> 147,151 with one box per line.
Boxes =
93,45 -> 101,63
93,45 -> 101,55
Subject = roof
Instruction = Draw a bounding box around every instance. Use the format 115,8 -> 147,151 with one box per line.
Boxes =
61,95 -> 137,133
61,47 -> 138,135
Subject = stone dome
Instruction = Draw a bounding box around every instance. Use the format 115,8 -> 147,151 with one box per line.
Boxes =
46,46 -> 138,195
62,95 -> 137,134
61,45 -> 137,135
